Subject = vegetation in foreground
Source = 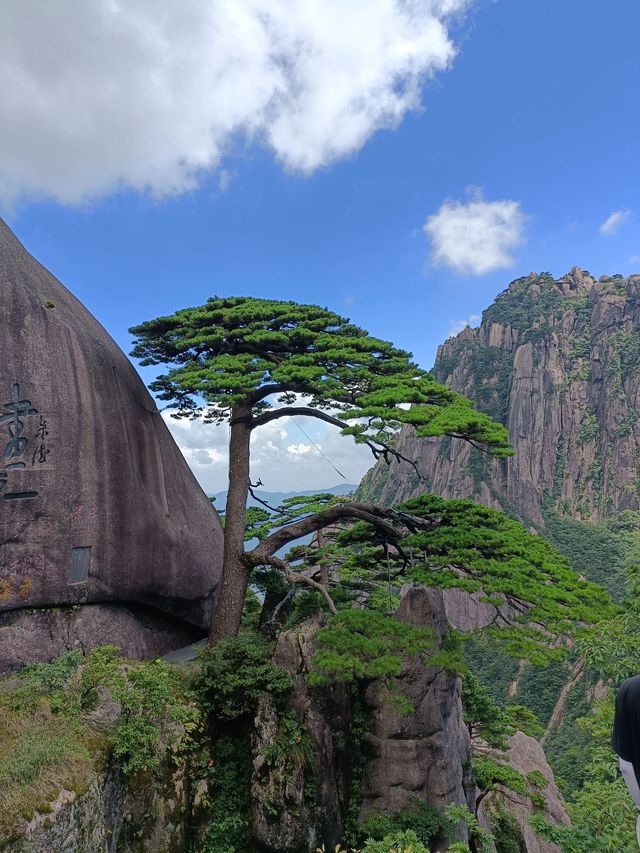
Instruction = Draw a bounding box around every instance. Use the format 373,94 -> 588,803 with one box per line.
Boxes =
0,640 -> 495,852
0,646 -> 198,845
1,572 -> 639,851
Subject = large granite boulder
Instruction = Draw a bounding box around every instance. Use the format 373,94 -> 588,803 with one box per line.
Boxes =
0,605 -> 199,672
0,218 -> 223,669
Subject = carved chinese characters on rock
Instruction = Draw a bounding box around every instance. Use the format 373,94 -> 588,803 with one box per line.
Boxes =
32,415 -> 50,466
0,382 -> 49,503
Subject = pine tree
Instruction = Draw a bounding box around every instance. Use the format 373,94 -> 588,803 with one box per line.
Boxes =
130,296 -> 512,642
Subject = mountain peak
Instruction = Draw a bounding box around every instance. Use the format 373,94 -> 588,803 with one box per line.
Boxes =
362,269 -> 640,530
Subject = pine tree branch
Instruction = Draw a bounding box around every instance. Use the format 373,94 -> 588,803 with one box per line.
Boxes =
363,437 -> 426,482
248,383 -> 310,405
251,406 -> 348,430
245,552 -> 337,614
248,502 -> 408,559
250,408 -> 425,477
247,482 -> 281,513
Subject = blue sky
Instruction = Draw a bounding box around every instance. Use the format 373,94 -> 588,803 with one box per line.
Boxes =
2,0 -> 638,492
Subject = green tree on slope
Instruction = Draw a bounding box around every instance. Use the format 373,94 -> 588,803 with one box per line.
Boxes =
130,297 -> 511,643
130,297 -> 608,648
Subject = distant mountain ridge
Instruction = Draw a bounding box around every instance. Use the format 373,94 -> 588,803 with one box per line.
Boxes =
360,267 -> 640,529
211,482 -> 356,510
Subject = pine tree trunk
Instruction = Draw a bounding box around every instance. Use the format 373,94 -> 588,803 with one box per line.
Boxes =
208,402 -> 252,644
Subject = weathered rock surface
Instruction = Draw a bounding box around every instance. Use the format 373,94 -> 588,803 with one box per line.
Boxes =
3,767 -> 125,853
441,586 -> 514,633
251,591 -> 475,851
478,731 -> 570,853
0,218 -> 223,667
0,604 -> 199,674
251,615 -> 353,852
3,758 -> 199,853
360,586 -> 475,846
360,268 -> 640,525
2,676 -> 208,853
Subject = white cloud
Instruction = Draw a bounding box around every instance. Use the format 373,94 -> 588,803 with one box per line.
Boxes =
599,209 -> 632,235
191,448 -> 219,466
217,169 -> 235,193
162,409 -> 373,494
424,191 -> 526,275
0,0 -> 469,207
448,313 -> 481,336
286,443 -> 312,456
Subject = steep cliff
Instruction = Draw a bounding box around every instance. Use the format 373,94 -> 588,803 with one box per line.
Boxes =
251,589 -> 475,851
361,268 -> 640,531
0,218 -> 223,670
0,596 -> 478,853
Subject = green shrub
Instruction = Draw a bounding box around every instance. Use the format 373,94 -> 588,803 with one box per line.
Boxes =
74,646 -> 200,774
285,589 -> 325,628
462,671 -> 511,748
361,830 -> 430,853
444,804 -> 495,852
200,735 -> 253,853
360,802 -> 443,845
506,705 -> 544,739
474,757 -> 528,797
197,633 -> 293,720
111,658 -> 199,774
13,650 -> 83,713
0,649 -> 146,839
309,609 -> 434,685
260,712 -> 314,776
487,806 -> 525,852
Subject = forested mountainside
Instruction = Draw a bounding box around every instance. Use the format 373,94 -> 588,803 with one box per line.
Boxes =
360,267 -> 640,596
359,267 -> 640,836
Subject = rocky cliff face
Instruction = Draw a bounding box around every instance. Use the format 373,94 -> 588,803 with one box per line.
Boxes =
478,732 -> 569,853
0,218 -> 223,669
251,588 -> 476,851
360,587 -> 475,848
3,761 -> 202,853
251,615 -> 353,852
2,707 -> 210,853
361,268 -> 640,526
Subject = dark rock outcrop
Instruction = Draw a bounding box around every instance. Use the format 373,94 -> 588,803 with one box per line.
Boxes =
478,731 -> 569,853
360,586 -> 474,846
0,604 -> 200,673
251,589 -> 475,851
251,615 -> 353,852
0,218 -> 223,669
360,268 -> 640,526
